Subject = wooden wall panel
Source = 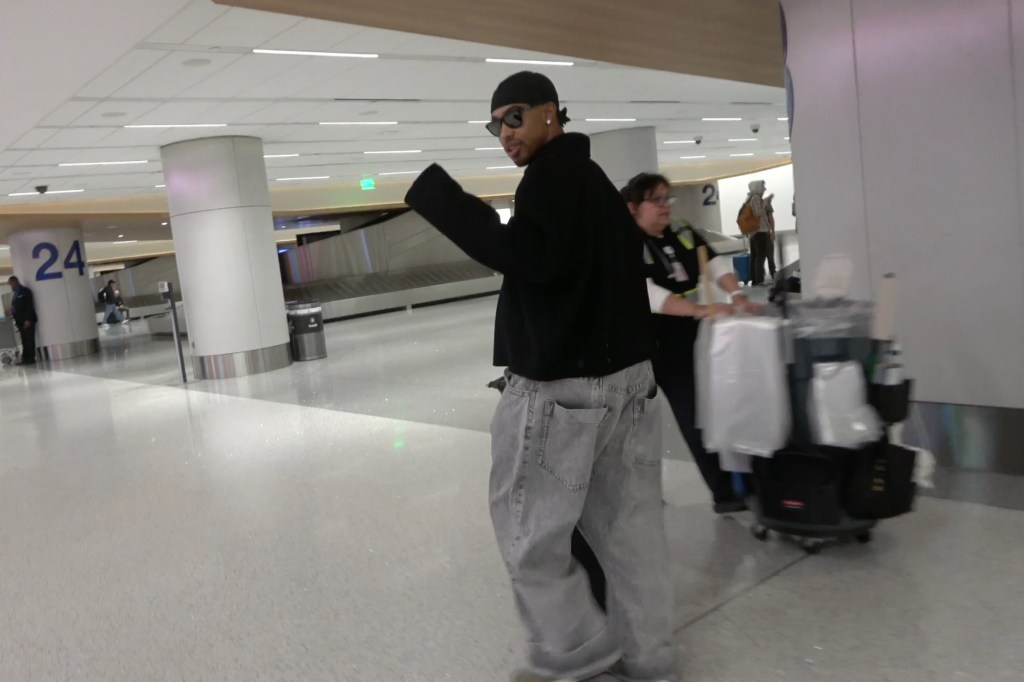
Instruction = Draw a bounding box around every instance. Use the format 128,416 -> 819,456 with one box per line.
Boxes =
216,0 -> 784,87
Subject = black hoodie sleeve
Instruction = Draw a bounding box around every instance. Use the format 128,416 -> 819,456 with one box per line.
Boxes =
404,163 -> 576,283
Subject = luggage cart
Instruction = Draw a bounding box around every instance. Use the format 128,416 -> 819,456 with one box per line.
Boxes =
746,311 -> 915,554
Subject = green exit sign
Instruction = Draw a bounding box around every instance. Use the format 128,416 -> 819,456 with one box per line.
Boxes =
360,178 -> 376,191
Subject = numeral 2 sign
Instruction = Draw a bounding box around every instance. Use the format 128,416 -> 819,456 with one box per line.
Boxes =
33,240 -> 85,281
701,183 -> 719,206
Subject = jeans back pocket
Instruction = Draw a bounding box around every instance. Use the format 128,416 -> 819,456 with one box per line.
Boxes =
536,400 -> 608,492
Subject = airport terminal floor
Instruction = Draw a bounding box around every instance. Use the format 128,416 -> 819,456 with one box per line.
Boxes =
1,296 -> 1023,681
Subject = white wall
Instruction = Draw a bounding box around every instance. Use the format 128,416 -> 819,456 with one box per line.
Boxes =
782,0 -> 1024,409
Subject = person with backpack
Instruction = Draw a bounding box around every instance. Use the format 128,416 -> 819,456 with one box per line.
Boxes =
741,180 -> 776,285
99,279 -> 123,326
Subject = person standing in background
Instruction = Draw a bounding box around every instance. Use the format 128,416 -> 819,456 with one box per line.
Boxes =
7,276 -> 38,365
100,279 -> 123,325
764,192 -> 778,282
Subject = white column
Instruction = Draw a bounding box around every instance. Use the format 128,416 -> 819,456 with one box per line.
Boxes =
781,0 -> 1024,411
9,227 -> 99,360
160,136 -> 291,380
676,182 -> 724,232
590,126 -> 658,192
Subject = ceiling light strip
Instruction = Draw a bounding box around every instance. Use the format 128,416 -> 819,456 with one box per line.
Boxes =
125,124 -> 227,128
264,154 -> 300,158
485,58 -> 574,66
59,160 -> 149,167
319,121 -> 397,126
8,189 -> 85,196
253,48 -> 378,59
275,176 -> 329,181
363,150 -> 421,155
703,117 -> 742,122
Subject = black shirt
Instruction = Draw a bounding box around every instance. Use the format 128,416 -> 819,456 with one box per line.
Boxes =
641,223 -> 717,342
10,285 -> 37,326
405,133 -> 654,381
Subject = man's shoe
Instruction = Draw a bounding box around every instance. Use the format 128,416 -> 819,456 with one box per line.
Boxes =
713,499 -> 748,514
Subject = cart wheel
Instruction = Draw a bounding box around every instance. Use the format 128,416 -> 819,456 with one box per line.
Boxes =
855,531 -> 872,544
802,539 -> 823,555
751,525 -> 769,541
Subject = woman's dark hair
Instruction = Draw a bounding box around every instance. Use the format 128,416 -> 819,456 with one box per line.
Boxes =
620,172 -> 671,205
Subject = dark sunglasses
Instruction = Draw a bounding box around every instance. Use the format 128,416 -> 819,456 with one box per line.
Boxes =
486,105 -> 532,137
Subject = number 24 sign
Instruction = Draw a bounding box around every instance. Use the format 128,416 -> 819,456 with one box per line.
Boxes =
32,240 -> 85,281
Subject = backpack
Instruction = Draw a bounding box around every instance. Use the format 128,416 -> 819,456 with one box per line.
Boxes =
737,201 -> 760,235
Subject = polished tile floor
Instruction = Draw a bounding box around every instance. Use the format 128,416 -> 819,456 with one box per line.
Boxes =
1,297 -> 1022,681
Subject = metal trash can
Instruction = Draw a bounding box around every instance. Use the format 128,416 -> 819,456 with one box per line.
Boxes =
287,302 -> 327,361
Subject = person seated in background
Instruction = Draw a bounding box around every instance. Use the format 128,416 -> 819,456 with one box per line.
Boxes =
622,172 -> 760,514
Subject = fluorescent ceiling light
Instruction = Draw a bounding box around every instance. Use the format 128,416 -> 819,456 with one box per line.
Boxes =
275,176 -> 329,181
125,124 -> 227,128
703,117 -> 742,122
59,160 -> 148,167
784,136 -> 791,141
319,121 -> 397,126
664,140 -> 696,145
113,240 -> 138,244
475,147 -> 504,151
468,120 -> 489,124
680,155 -> 707,160
730,153 -> 755,157
485,58 -> 574,66
161,222 -> 168,226
776,151 -> 792,155
117,234 -> 125,238
487,165 -> 518,170
155,184 -> 166,188
728,138 -> 758,142
264,153 -> 299,158
8,189 -> 84,196
253,48 -> 378,59
585,118 -> 637,122
778,117 -> 790,121
378,171 -> 421,176
363,150 -> 421,154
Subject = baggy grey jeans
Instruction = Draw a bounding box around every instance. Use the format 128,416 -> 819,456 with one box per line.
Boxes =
489,361 -> 676,681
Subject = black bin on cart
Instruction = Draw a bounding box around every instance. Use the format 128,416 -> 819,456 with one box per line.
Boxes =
287,302 -> 327,361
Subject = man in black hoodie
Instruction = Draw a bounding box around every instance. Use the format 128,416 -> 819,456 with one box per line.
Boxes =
405,73 -> 675,682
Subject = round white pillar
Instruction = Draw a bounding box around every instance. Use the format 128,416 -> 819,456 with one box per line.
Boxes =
9,227 -> 99,360
160,136 -> 291,380
590,126 -> 659,191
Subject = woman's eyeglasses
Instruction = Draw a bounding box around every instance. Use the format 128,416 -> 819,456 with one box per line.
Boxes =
644,195 -> 676,207
486,105 -> 532,137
